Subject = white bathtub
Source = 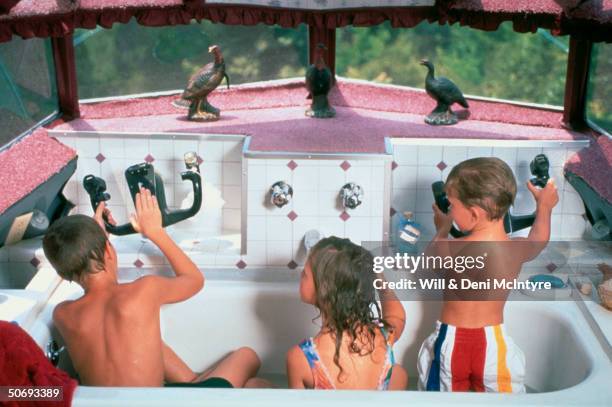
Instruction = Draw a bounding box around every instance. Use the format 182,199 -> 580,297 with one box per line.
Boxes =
17,268 -> 612,406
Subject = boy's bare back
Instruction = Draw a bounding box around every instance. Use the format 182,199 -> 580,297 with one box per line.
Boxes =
44,188 -> 204,386
54,279 -> 165,386
439,238 -> 525,328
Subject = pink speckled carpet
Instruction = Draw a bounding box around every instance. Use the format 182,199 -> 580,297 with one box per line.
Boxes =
56,78 -> 585,156
0,130 -> 76,214
57,105 -> 583,154
565,133 -> 612,203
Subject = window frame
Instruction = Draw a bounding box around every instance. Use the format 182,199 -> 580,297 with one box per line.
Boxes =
0,37 -> 61,152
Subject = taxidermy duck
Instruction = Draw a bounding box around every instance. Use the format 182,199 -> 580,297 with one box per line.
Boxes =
173,45 -> 230,121
420,59 -> 468,125
305,43 -> 335,118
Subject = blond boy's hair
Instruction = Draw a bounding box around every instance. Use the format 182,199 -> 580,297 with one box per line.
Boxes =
445,157 -> 517,220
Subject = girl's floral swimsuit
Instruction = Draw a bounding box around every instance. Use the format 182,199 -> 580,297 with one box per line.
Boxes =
298,328 -> 395,390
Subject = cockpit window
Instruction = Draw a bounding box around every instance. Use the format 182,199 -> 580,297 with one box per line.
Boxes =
336,21 -> 569,107
75,20 -> 308,100
0,37 -> 58,149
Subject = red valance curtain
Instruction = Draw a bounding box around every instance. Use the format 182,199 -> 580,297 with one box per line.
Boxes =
0,1 -> 610,43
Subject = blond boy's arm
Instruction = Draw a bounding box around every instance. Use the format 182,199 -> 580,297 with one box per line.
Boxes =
131,188 -> 204,304
514,179 -> 559,261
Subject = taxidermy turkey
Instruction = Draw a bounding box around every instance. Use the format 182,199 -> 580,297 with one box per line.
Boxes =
173,45 -> 230,121
420,59 -> 468,125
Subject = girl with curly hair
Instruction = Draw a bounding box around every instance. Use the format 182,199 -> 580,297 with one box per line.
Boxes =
287,236 -> 408,390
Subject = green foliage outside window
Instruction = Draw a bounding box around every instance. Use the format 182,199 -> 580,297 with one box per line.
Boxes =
76,20 -> 569,107
336,22 -> 569,106
75,20 -> 308,99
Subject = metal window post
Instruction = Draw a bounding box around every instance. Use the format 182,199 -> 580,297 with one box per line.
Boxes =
563,37 -> 592,131
51,35 -> 80,120
308,25 -> 336,80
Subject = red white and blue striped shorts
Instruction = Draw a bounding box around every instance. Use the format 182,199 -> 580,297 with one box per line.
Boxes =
417,321 -> 526,393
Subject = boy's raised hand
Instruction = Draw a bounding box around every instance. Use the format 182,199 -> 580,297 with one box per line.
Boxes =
432,202 -> 453,235
527,178 -> 559,211
130,187 -> 163,238
94,201 -> 116,236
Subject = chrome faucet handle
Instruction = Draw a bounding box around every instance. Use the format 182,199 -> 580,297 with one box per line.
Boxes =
340,182 -> 363,210
46,339 -> 65,367
270,181 -> 293,208
184,151 -> 200,172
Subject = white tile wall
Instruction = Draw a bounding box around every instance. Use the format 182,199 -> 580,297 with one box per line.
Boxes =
32,133 -> 595,273
244,157 -> 389,269
442,147 -> 466,169
391,139 -> 590,241
266,240 -> 293,266
243,240 -> 267,266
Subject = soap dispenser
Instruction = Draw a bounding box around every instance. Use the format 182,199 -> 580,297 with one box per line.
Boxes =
394,211 -> 421,254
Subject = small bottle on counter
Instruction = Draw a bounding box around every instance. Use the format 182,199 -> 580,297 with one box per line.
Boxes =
394,211 -> 421,254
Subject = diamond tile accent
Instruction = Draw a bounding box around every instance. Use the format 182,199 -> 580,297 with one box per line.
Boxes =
436,161 -> 447,171
390,207 -> 397,217
236,260 -> 247,269
287,160 -> 298,171
95,153 -> 106,163
546,263 -> 557,273
197,155 -> 204,165
134,259 -> 144,268
340,211 -> 350,221
391,161 -> 398,170
287,260 -> 298,270
30,257 -> 40,268
340,161 -> 351,171
144,154 -> 155,163
287,211 -> 298,221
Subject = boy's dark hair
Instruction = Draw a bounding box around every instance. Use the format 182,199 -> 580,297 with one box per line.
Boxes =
307,236 -> 388,381
42,215 -> 108,282
445,157 -> 517,220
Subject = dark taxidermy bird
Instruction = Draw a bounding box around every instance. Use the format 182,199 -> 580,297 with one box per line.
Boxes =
420,59 -> 468,125
305,43 -> 335,118
173,45 -> 230,121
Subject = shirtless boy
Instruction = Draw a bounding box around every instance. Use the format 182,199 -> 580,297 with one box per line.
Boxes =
417,157 -> 559,393
43,188 -> 261,388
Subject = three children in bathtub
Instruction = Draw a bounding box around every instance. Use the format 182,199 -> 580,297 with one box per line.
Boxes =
43,157 -> 558,392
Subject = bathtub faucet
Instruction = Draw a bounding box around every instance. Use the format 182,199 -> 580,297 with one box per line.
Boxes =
341,182 -> 363,210
270,181 -> 293,208
83,153 -> 202,235
46,339 -> 65,367
431,154 -> 550,237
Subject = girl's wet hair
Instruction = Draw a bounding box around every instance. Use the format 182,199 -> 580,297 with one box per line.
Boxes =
307,236 -> 389,381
